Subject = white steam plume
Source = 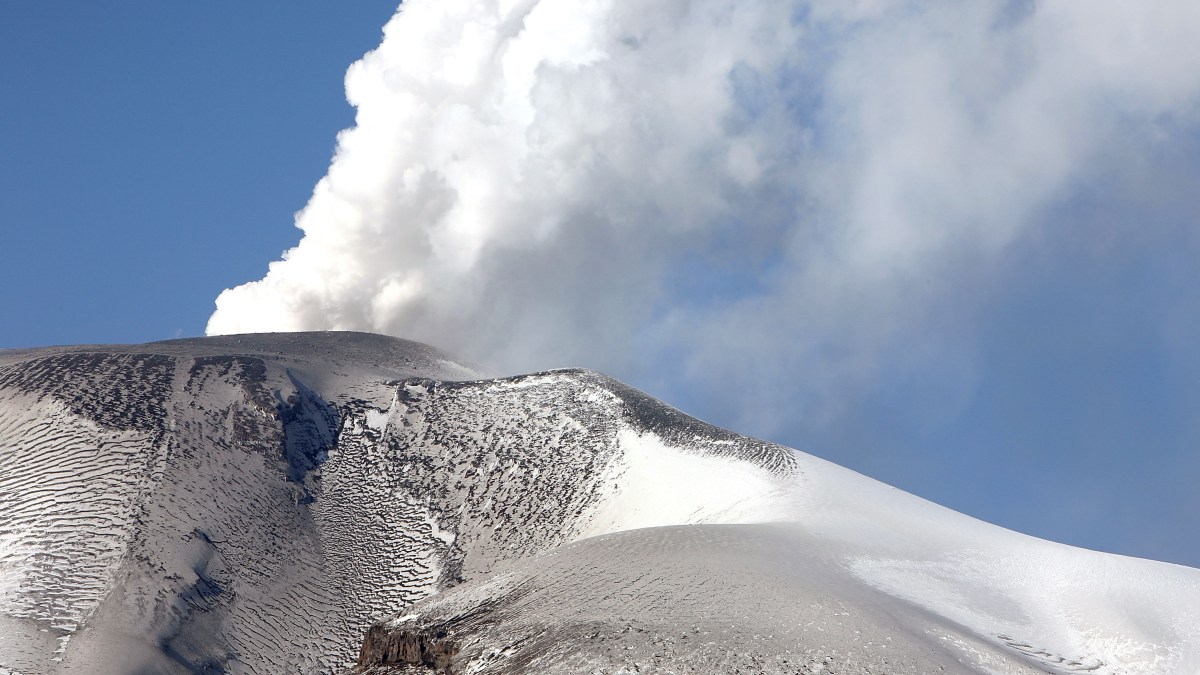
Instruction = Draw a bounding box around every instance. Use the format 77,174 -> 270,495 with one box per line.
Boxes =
209,0 -> 1200,434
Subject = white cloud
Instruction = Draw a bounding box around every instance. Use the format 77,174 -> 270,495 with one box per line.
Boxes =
209,0 -> 1200,437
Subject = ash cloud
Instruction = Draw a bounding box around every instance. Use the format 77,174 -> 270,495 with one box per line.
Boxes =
209,0 -> 1200,454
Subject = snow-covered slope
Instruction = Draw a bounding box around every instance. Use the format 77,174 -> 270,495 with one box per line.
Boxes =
0,333 -> 1196,674
361,455 -> 1200,674
0,333 -> 484,673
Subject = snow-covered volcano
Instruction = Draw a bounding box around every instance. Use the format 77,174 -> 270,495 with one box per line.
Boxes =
0,333 -> 1196,674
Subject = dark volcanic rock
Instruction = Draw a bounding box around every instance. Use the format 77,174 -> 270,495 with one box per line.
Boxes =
356,624 -> 458,674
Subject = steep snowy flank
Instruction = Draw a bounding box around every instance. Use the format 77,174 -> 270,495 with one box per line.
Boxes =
355,405 -> 1200,674
1,333 -> 1197,675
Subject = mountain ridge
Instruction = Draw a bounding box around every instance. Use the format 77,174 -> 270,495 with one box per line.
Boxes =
1,332 -> 1197,674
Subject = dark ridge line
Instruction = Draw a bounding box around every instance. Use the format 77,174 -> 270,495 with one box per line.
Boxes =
386,368 -> 798,475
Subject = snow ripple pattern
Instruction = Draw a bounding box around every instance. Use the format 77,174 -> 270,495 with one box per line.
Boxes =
0,334 -> 795,673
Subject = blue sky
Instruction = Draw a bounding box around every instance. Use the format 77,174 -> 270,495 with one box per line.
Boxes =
3,2 -> 1198,570
0,3 -> 397,347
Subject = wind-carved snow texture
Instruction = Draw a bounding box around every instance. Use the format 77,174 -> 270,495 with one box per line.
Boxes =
1,333 -> 1199,675
0,333 -> 486,674
0,333 -> 793,673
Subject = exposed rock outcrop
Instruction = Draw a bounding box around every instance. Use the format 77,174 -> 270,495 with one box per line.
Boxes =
355,624 -> 458,674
